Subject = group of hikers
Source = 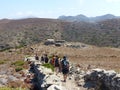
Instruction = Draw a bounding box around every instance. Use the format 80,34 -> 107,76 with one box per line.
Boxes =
35,53 -> 69,82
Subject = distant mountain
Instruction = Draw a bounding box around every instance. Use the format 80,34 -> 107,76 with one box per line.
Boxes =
58,14 -> 118,22
0,17 -> 120,51
59,14 -> 89,22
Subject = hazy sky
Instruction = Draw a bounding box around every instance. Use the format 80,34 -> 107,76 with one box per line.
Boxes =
1,0 -> 120,19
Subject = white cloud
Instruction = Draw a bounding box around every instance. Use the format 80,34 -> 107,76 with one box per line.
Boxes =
105,0 -> 120,3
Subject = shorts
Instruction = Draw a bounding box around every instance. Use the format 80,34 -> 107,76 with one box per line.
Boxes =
62,68 -> 69,75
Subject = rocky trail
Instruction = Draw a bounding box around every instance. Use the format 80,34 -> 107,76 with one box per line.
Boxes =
25,56 -> 86,90
25,56 -> 120,90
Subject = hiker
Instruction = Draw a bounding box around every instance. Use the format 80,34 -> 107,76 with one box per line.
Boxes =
40,55 -> 44,64
50,55 -> 55,66
54,55 -> 60,75
35,53 -> 39,60
44,54 -> 49,63
58,57 -> 62,72
61,56 -> 69,82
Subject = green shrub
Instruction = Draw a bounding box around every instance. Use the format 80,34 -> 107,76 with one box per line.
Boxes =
0,60 -> 5,64
42,63 -> 54,71
15,45 -> 25,49
0,59 -> 9,65
15,67 -> 23,72
12,60 -> 24,66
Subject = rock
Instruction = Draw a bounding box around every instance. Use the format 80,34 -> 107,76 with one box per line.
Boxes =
47,85 -> 67,90
92,68 -> 104,73
7,75 -> 18,82
38,66 -> 53,75
0,71 -> 7,75
104,70 -> 116,77
7,80 -> 24,88
0,78 -> 8,85
113,74 -> 120,80
77,79 -> 85,86
84,68 -> 120,90
42,74 -> 61,88
24,57 -> 36,62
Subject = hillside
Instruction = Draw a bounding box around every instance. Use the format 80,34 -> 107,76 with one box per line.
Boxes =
0,18 -> 65,50
62,19 -> 120,47
0,18 -> 120,51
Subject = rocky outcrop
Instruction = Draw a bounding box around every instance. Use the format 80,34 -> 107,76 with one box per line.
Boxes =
84,68 -> 120,90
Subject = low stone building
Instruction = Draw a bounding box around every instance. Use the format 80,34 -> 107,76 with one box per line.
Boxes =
44,39 -> 55,45
55,40 -> 66,46
44,39 -> 66,46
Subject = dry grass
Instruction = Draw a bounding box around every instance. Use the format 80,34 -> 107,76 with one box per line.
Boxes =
31,44 -> 120,72
0,44 -> 120,72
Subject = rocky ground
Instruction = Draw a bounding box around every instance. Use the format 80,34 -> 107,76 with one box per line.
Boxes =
0,43 -> 120,89
25,56 -> 120,90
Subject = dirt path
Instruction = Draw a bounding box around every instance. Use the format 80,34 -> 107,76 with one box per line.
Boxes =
57,73 -> 86,90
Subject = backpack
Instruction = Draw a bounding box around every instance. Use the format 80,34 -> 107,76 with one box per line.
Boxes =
35,56 -> 39,60
50,58 -> 55,65
45,57 -> 49,63
55,59 -> 59,66
61,59 -> 69,69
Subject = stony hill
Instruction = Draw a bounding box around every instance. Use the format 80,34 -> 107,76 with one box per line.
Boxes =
0,18 -> 120,51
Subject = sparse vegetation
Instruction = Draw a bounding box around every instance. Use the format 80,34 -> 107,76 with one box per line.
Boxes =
15,45 -> 25,49
0,59 -> 9,64
11,60 -> 29,72
15,67 -> 23,72
0,60 -> 5,64
0,87 -> 27,90
12,60 -> 24,66
42,63 -> 54,71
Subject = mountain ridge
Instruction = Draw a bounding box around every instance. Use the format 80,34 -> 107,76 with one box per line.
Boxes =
58,14 -> 119,22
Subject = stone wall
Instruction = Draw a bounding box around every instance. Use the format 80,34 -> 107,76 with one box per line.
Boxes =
30,60 -> 66,90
